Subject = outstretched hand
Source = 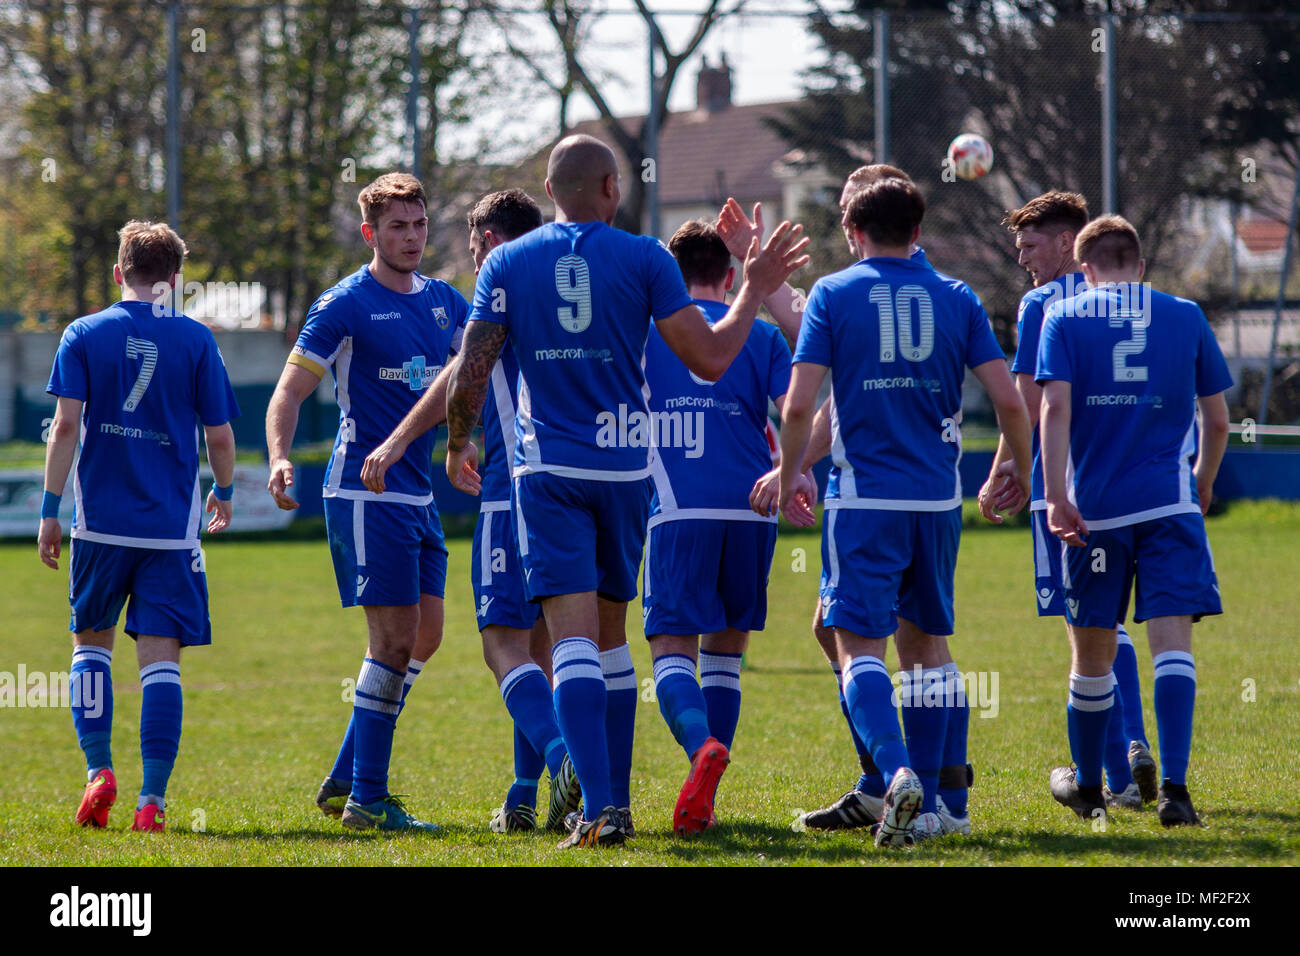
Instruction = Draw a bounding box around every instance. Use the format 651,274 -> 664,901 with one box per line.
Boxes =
742,220 -> 811,297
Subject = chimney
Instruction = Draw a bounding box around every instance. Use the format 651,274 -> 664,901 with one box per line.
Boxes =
696,54 -> 732,112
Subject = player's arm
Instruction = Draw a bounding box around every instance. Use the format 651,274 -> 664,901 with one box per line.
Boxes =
778,362 -> 828,527
361,358 -> 455,494
1194,391 -> 1230,515
750,394 -> 825,520
445,320 -> 507,495
1040,379 -> 1087,546
979,372 -> 1041,519
37,395 -> 81,570
203,422 -> 236,533
716,199 -> 804,340
265,360 -> 322,510
656,221 -> 809,381
972,362 -> 1033,522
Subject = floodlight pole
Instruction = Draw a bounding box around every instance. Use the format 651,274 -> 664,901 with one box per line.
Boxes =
1101,14 -> 1118,214
874,9 -> 890,164
407,7 -> 422,177
166,1 -> 181,230
646,27 -> 660,240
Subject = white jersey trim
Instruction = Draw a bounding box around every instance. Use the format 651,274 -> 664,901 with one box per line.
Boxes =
648,508 -> 777,530
323,487 -> 434,507
824,494 -> 962,512
1082,502 -> 1202,531
71,529 -> 198,551
511,463 -> 652,482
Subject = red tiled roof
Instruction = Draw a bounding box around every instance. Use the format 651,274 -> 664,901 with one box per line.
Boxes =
1238,219 -> 1288,255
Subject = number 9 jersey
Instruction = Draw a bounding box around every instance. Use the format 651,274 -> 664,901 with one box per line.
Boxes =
46,300 -> 240,549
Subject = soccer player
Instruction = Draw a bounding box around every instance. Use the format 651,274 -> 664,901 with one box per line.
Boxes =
360,188 -> 580,835
40,220 -> 239,832
265,172 -> 466,832
777,177 -> 1033,847
1037,215 -> 1230,827
443,133 -> 808,847
979,191 -> 1155,809
642,219 -> 793,833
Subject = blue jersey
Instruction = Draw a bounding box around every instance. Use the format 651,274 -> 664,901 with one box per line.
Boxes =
644,298 -> 791,526
291,266 -> 468,504
479,343 -> 524,508
47,300 -> 239,549
471,221 -> 695,480
1036,283 -> 1233,528
1012,272 -> 1087,508
794,257 -> 1004,510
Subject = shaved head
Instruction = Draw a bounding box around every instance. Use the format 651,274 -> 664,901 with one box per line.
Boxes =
547,134 -> 619,204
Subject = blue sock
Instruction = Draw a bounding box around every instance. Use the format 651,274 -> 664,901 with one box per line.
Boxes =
350,658 -> 403,805
842,656 -> 910,782
1114,627 -> 1148,746
653,653 -> 711,760
329,657 -> 424,785
500,662 -> 566,779
699,650 -> 742,749
900,665 -> 948,814
833,662 -> 885,795
938,663 -> 970,817
1153,651 -> 1196,785
1103,669 -> 1133,792
552,638 -> 612,813
71,646 -> 114,776
138,661 -> 183,807
600,644 -> 637,808
1067,672 -> 1115,788
506,724 -> 542,811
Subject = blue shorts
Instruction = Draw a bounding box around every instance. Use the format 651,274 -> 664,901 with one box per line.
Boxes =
68,539 -> 211,646
472,506 -> 541,631
1031,509 -> 1066,617
1061,512 -> 1222,628
820,507 -> 961,639
323,497 -> 448,607
513,472 -> 651,603
642,518 -> 778,637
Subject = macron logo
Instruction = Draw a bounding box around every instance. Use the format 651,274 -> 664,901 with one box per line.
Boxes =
370,311 -> 401,321
1065,598 -> 1080,618
1037,587 -> 1054,609
356,575 -> 369,598
50,886 -> 151,936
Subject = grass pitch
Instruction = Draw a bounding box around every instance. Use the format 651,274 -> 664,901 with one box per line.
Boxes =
1,500 -> 1297,867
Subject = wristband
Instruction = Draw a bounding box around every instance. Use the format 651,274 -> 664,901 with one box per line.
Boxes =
41,490 -> 61,520
211,482 -> 234,501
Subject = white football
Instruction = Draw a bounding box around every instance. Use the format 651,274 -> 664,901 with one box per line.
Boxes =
947,133 -> 994,180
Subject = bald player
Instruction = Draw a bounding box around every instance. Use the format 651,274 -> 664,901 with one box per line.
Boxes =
443,134 -> 808,847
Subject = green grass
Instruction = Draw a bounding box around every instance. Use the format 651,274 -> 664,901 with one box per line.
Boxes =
2,501 -> 1298,866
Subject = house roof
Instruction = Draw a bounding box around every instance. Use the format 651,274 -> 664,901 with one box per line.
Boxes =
568,100 -> 799,206
1238,218 -> 1289,256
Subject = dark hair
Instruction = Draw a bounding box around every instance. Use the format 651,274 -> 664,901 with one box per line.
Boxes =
1074,214 -> 1142,272
467,188 -> 543,242
845,177 -> 926,248
1003,190 -> 1089,236
117,220 -> 187,285
668,219 -> 732,288
358,172 -> 426,225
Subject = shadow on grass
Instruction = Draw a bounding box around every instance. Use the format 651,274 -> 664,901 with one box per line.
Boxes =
176,823 -> 480,843
634,820 -> 1292,865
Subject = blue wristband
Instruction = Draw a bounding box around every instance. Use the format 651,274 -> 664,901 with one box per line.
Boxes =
211,482 -> 234,501
41,490 -> 61,520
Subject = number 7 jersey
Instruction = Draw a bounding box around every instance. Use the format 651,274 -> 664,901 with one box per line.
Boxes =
46,300 -> 240,549
794,256 -> 1004,510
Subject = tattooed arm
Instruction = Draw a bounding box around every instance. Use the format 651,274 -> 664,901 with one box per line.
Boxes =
444,320 -> 508,495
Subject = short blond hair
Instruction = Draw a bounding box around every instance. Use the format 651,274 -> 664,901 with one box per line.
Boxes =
117,220 -> 187,286
358,172 -> 426,225
1074,214 -> 1141,272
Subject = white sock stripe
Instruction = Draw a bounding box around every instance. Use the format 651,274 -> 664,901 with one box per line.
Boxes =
844,656 -> 888,695
652,656 -> 698,683
139,661 -> 180,680
942,661 -> 960,675
702,674 -> 742,692
357,660 -> 404,702
1068,672 -> 1116,697
1154,664 -> 1198,682
141,672 -> 182,687
73,646 -> 112,664
1068,692 -> 1114,712
598,643 -> 634,672
553,662 -> 603,686
552,637 -> 598,668
699,651 -> 743,678
500,662 -> 545,701
1153,650 -> 1195,669
1115,627 -> 1134,647
354,693 -> 401,716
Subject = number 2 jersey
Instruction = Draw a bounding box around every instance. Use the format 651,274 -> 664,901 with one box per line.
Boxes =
471,221 -> 695,480
47,300 -> 240,549
794,256 -> 1005,510
290,265 -> 468,504
1035,283 -> 1233,528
